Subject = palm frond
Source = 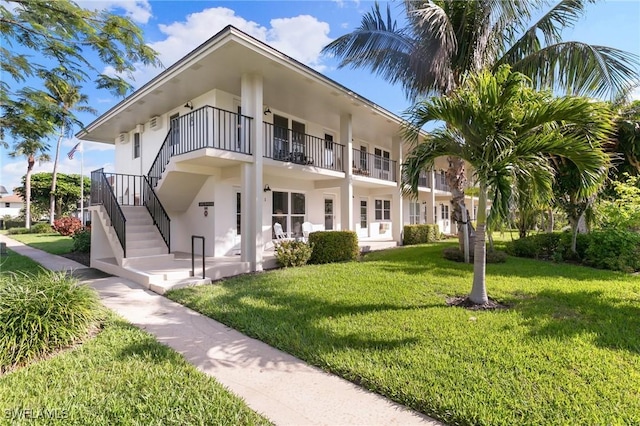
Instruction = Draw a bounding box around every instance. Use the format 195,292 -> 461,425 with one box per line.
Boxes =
509,42 -> 640,100
500,0 -> 590,62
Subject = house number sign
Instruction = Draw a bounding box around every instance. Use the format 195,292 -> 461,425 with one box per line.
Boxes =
198,201 -> 215,207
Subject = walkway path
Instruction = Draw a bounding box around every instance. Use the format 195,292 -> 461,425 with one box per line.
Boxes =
1,235 -> 443,426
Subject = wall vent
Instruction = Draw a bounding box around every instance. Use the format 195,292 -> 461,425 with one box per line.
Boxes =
118,133 -> 129,144
149,115 -> 162,131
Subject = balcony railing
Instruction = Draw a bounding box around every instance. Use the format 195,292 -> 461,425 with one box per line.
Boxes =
263,122 -> 345,172
418,171 -> 431,188
148,105 -> 252,185
352,149 -> 397,182
434,176 -> 450,191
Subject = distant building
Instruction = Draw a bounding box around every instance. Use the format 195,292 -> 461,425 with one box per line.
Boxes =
0,194 -> 24,218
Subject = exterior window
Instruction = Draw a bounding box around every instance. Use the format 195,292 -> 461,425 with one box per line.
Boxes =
374,148 -> 390,171
133,133 -> 140,159
359,145 -> 368,170
441,205 -> 450,220
324,133 -> 333,150
409,202 -> 420,224
360,200 -> 367,229
375,199 -> 391,221
4,203 -> 9,208
236,192 -> 241,235
272,191 -> 305,238
473,206 -> 477,221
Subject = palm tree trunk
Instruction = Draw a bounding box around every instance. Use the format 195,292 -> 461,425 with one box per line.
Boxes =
49,128 -> 64,225
469,182 -> 488,304
547,208 -> 554,233
25,155 -> 34,230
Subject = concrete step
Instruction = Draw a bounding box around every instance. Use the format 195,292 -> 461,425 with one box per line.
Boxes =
127,246 -> 169,258
127,238 -> 166,250
149,276 -> 212,295
126,225 -> 158,235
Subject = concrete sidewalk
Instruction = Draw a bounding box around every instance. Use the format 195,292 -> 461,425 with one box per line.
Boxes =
1,235 -> 443,426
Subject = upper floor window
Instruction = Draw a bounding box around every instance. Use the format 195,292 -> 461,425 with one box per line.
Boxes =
374,148 -> 390,171
133,133 -> 140,159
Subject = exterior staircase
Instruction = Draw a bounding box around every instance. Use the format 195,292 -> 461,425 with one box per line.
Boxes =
121,206 -> 169,259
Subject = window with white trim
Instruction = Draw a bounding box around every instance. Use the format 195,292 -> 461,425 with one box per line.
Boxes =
133,133 -> 140,159
374,148 -> 390,171
375,199 -> 391,221
441,205 -> 449,220
409,202 -> 420,224
272,191 -> 306,238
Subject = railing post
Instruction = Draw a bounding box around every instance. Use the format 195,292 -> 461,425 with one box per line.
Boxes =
191,235 -> 205,279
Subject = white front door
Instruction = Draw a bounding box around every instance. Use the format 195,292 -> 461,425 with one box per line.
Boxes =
324,197 -> 334,231
357,199 -> 369,238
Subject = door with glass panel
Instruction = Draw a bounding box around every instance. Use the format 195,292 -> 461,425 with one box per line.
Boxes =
324,197 -> 334,231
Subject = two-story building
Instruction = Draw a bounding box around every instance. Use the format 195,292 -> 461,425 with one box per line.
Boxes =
79,26 -> 476,290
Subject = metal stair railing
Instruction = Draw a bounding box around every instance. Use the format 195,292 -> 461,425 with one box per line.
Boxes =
90,168 -> 127,257
142,176 -> 170,252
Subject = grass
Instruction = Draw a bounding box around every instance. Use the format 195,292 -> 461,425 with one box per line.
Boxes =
168,242 -> 640,426
8,233 -> 73,255
0,254 -> 270,425
0,249 -> 47,274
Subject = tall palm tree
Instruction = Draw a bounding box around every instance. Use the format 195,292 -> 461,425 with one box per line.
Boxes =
323,0 -> 638,245
42,70 -> 96,225
10,140 -> 50,229
403,66 -> 612,304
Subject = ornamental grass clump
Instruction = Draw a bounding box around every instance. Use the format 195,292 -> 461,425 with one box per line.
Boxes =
0,270 -> 103,372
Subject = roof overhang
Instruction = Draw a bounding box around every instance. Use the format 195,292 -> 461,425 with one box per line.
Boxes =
77,25 -> 408,144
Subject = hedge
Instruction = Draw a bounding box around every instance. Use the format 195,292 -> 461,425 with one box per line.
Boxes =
308,231 -> 359,264
505,230 -> 640,272
403,224 -> 440,245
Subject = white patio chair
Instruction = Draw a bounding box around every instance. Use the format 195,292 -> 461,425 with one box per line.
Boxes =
273,222 -> 292,242
302,222 -> 313,242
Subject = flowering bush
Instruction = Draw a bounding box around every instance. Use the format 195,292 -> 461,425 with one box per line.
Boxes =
53,217 -> 83,236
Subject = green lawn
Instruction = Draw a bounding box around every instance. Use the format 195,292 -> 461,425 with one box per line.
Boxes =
0,254 -> 270,426
8,233 -> 73,255
168,242 -> 640,426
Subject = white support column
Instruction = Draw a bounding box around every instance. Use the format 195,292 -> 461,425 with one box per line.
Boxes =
429,169 -> 436,223
392,135 -> 403,243
340,113 -> 353,231
241,73 -> 264,271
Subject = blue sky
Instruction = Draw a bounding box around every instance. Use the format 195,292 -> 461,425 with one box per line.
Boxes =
2,0 -> 639,194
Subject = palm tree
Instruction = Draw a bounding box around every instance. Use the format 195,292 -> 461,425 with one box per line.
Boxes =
403,66 -> 612,304
10,140 -> 51,229
323,0 -> 638,248
42,71 -> 96,225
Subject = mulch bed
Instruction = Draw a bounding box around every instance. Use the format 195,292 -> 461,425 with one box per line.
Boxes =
61,252 -> 90,267
446,296 -> 509,311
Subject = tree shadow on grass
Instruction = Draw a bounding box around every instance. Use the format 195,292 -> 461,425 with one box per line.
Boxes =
514,289 -> 640,354
172,284 -> 435,357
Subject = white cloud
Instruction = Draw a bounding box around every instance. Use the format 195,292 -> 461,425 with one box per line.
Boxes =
631,86 -> 640,101
76,0 -> 152,24
267,15 -> 332,71
120,7 -> 333,88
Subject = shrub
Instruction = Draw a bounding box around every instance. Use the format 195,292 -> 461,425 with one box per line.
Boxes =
3,219 -> 25,230
72,228 -> 91,253
583,229 -> 640,273
506,233 -> 563,260
31,223 -> 54,234
308,231 -> 359,264
274,240 -> 312,268
7,227 -> 30,235
53,216 -> 82,236
0,270 -> 103,371
403,224 -> 440,245
443,247 -> 508,263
